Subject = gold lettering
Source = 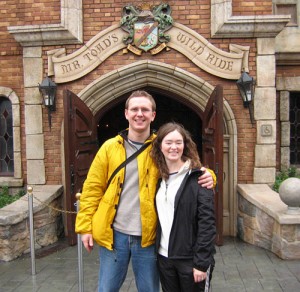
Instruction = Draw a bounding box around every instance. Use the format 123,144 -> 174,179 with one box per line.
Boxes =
150,43 -> 167,55
127,44 -> 142,55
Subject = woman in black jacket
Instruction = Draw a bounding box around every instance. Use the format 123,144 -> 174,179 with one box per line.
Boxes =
151,122 -> 216,292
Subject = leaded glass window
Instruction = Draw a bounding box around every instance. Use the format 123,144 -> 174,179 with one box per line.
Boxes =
0,96 -> 14,175
290,92 -> 300,166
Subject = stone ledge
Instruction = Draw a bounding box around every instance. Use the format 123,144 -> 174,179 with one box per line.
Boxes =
237,184 -> 300,259
0,185 -> 64,262
7,0 -> 83,47
237,184 -> 300,224
0,177 -> 23,188
0,185 -> 63,226
211,0 -> 290,38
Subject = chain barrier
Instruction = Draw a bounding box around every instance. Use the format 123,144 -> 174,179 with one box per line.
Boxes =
27,187 -> 83,291
25,192 -> 78,214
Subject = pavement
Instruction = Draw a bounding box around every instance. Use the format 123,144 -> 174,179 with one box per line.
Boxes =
0,237 -> 300,292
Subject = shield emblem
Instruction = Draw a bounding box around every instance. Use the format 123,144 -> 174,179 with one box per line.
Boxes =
134,21 -> 158,52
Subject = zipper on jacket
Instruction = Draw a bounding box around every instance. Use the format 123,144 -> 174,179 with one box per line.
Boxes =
165,183 -> 168,201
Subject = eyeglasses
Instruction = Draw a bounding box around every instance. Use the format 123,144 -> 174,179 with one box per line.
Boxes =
128,107 -> 153,113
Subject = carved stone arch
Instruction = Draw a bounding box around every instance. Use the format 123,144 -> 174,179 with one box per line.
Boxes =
79,60 -> 214,113
78,60 -> 238,236
0,86 -> 23,187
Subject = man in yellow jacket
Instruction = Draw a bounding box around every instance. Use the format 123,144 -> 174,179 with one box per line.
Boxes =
75,90 -> 215,292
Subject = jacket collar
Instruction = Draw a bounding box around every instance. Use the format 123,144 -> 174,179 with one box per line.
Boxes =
118,128 -> 157,144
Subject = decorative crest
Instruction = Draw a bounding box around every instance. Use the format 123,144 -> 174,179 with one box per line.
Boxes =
139,3 -> 151,11
120,3 -> 173,55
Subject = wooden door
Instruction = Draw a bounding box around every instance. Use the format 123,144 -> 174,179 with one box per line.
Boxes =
202,85 -> 224,245
64,90 -> 98,245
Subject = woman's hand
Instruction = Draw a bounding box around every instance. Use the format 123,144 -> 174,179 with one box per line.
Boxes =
193,268 -> 207,282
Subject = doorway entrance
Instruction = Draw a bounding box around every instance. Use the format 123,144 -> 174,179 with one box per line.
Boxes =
97,91 -> 203,155
64,60 -> 236,245
64,86 -> 224,245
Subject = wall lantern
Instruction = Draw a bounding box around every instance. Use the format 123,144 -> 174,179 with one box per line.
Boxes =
39,76 -> 57,130
236,71 -> 255,125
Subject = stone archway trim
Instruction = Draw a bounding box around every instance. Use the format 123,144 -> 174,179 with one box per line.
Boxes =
78,60 -> 214,114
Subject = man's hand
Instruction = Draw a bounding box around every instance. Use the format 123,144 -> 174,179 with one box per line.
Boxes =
198,167 -> 214,189
193,268 -> 207,282
81,234 -> 94,253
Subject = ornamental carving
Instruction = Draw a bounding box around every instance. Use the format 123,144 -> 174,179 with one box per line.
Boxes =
120,3 -> 173,55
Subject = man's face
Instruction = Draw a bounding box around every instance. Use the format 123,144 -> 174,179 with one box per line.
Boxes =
125,97 -> 156,133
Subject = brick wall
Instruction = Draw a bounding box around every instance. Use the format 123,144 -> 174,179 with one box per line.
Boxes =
1,1 -> 274,184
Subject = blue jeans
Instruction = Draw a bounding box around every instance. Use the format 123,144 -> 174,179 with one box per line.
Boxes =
98,230 -> 160,292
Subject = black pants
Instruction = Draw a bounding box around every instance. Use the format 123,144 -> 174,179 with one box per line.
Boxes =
158,255 -> 213,292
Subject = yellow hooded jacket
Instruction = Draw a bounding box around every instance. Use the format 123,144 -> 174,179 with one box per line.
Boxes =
75,131 -> 160,250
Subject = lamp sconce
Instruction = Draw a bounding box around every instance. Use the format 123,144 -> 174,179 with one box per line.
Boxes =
236,70 -> 255,125
39,76 -> 57,130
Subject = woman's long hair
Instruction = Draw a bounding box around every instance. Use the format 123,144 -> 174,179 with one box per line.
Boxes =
151,122 -> 201,180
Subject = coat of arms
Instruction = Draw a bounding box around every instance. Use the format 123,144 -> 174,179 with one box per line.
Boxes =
120,3 -> 173,55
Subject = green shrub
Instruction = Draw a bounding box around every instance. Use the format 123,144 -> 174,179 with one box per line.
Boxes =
0,186 -> 25,209
273,167 -> 300,193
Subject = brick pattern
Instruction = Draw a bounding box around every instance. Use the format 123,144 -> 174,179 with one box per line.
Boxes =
0,1 -> 284,185
232,0 -> 273,15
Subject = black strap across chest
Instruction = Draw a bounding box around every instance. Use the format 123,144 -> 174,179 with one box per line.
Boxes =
106,141 -> 151,187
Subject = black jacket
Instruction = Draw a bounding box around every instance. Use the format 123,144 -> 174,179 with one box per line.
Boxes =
155,169 -> 216,272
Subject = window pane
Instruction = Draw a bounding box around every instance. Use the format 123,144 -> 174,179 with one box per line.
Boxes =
290,92 -> 300,165
0,96 -> 14,175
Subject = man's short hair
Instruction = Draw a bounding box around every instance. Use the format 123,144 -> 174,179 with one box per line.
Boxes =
125,90 -> 156,111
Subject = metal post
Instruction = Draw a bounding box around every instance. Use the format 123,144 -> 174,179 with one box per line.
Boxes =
27,186 -> 36,275
76,193 -> 84,292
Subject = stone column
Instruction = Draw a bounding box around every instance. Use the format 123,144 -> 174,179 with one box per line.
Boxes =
23,47 -> 46,184
253,38 -> 277,184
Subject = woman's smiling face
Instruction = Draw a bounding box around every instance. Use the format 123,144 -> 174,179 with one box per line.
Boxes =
160,130 -> 184,163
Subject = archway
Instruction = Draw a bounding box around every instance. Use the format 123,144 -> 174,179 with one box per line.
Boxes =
96,90 -> 203,155
77,60 -> 238,236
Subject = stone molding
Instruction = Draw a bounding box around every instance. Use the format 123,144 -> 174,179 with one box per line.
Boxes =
7,1 -> 290,45
211,0 -> 290,38
78,60 -> 214,114
7,0 -> 83,46
49,22 -> 250,83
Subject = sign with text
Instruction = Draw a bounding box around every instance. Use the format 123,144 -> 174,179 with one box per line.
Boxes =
48,23 -> 249,83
